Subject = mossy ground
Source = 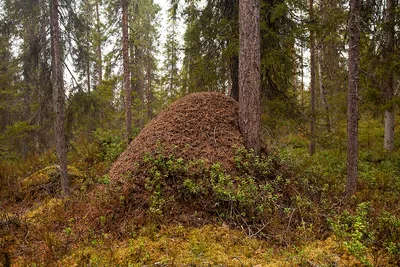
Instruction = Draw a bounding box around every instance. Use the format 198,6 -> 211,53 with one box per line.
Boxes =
57,224 -> 349,266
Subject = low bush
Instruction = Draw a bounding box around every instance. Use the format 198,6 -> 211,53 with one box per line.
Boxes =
115,145 -> 337,246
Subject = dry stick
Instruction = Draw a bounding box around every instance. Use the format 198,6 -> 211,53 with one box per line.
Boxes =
249,222 -> 268,238
286,208 -> 296,232
240,213 -> 253,236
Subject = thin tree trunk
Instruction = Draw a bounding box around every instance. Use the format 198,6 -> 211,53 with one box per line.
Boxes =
51,0 -> 69,196
309,0 -> 316,155
22,84 -> 30,158
230,55 -> 239,101
132,0 -> 145,129
35,10 -> 48,155
239,0 -> 261,155
383,0 -> 395,151
171,22 -> 176,95
86,50 -> 91,92
122,0 -> 132,143
346,0 -> 360,197
146,62 -> 153,120
21,0 -> 40,158
318,46 -> 331,132
22,51 -> 31,159
85,6 -> 91,93
95,0 -> 102,84
301,38 -> 304,106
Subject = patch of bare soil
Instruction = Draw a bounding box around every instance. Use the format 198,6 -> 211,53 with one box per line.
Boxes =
109,92 -> 243,182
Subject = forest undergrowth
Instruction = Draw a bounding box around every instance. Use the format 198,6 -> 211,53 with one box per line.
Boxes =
1,117 -> 400,266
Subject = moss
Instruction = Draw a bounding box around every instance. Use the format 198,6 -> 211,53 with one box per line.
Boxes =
53,223 -> 368,266
21,165 -> 86,198
25,198 -> 65,223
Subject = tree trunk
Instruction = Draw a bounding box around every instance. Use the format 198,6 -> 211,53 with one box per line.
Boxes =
239,0 -> 261,155
318,46 -> 331,132
300,35 -> 304,106
22,47 -> 32,159
132,0 -> 145,129
50,0 -> 69,196
226,0 -> 239,101
86,44 -> 91,92
22,81 -> 30,159
346,0 -> 360,197
309,0 -> 316,155
95,0 -> 103,84
383,0 -> 395,151
230,54 -> 239,101
122,0 -> 132,143
170,22 -> 177,95
22,0 -> 40,158
146,62 -> 153,120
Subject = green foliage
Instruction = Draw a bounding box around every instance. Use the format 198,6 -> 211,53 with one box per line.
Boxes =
93,129 -> 124,164
0,121 -> 38,159
208,158 -> 285,222
98,174 -> 110,185
330,202 -> 373,266
375,212 -> 400,264
68,128 -> 124,188
70,129 -> 124,169
331,202 -> 400,266
181,0 -> 234,93
135,145 -> 333,244
182,178 -> 202,195
143,153 -> 187,217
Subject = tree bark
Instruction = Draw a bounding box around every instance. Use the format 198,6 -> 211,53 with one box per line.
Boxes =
383,0 -> 395,151
146,62 -> 153,120
51,0 -> 69,196
86,38 -> 91,93
346,0 -> 360,197
309,0 -> 316,155
318,46 -> 331,132
95,0 -> 103,84
22,0 -> 41,158
230,54 -> 239,101
300,36 -> 304,106
122,0 -> 132,143
239,0 -> 261,155
226,0 -> 239,101
22,77 -> 30,159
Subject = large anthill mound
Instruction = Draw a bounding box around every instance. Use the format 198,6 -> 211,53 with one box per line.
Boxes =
109,92 -> 243,182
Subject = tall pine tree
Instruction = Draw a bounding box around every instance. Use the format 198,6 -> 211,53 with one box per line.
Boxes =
51,0 -> 69,195
346,0 -> 360,197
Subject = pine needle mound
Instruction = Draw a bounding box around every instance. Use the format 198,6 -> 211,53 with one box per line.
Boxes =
109,92 -> 243,182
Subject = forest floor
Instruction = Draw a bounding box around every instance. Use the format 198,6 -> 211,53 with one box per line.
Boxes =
1,92 -> 400,266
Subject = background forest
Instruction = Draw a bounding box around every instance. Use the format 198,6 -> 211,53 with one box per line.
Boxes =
1,0 -> 400,265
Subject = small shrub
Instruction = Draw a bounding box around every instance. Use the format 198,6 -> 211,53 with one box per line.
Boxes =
131,145 -> 330,245
93,129 -> 125,164
330,202 -> 373,266
330,202 -> 400,266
